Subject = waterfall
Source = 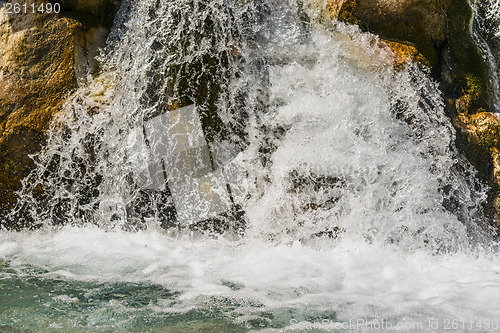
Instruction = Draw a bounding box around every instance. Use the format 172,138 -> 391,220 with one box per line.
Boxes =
3,1 -> 500,330
8,0 -> 494,250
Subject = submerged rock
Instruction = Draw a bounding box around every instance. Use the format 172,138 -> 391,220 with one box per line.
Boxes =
0,1 -> 120,216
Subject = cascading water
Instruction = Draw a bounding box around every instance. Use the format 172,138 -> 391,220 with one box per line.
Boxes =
1,0 -> 500,331
474,0 -> 500,111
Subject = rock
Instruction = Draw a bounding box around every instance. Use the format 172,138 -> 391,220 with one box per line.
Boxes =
454,112 -> 500,151
338,0 -> 448,65
336,0 -> 500,232
453,111 -> 500,188
380,39 -> 429,68
444,0 -> 489,108
59,0 -> 121,27
451,109 -> 500,235
0,0 -> 120,215
337,0 -> 490,109
319,0 -> 347,22
59,0 -> 120,13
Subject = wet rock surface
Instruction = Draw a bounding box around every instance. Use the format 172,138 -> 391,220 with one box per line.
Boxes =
0,0 -> 120,214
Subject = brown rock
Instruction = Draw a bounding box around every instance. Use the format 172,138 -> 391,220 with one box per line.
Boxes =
452,110 -> 500,234
337,0 -> 490,109
0,3 -> 76,210
453,111 -> 500,188
454,112 -> 500,150
325,0 -> 347,20
0,0 -> 115,212
339,0 -> 449,66
381,39 -> 429,68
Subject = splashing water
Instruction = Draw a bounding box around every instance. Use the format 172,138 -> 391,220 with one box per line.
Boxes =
2,0 -> 500,331
475,0 -> 500,110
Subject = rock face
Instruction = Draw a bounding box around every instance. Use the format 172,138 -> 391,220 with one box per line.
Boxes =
0,0 -> 119,215
59,0 -> 121,29
340,0 -> 448,65
453,111 -> 500,231
337,0 -> 490,108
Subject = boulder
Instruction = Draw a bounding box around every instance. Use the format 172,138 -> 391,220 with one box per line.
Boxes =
453,110 -> 500,234
0,0 -> 120,215
381,39 -> 429,68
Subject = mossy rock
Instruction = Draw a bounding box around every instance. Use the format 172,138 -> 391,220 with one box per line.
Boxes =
455,111 -> 500,234
338,0 -> 449,67
453,111 -> 500,189
444,0 -> 489,108
0,1 -> 119,223
338,0 -> 359,26
0,7 -> 79,212
381,39 -> 430,68
455,112 -> 500,150
337,0 -> 491,109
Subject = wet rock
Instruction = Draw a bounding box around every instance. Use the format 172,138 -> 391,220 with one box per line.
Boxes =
59,0 -> 121,27
452,110 -> 500,234
337,0 -> 490,108
453,111 -> 500,176
336,0 -> 499,232
381,39 -> 429,68
316,0 -> 347,22
338,0 -> 448,65
0,0 -> 120,215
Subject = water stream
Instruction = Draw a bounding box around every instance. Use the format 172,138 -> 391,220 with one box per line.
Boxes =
1,0 -> 500,331
471,0 -> 500,111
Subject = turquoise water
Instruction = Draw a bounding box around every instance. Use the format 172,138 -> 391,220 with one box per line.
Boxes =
1,261 -> 248,332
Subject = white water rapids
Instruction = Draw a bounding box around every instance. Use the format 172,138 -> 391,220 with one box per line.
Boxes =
2,0 -> 500,331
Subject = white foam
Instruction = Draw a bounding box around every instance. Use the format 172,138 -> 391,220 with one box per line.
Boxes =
1,226 -> 500,326
0,240 -> 21,258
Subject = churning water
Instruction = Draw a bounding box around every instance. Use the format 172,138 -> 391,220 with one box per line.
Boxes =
2,0 -> 500,331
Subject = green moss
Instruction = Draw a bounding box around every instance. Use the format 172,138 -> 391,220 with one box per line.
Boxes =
464,74 -> 483,102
